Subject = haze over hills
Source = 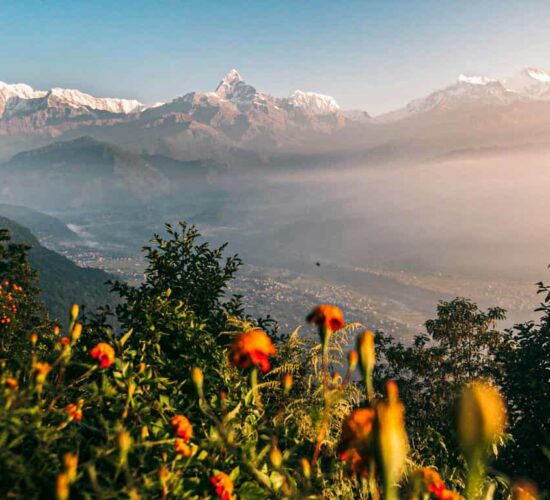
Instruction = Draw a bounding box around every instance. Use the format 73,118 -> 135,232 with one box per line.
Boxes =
2,67 -> 550,164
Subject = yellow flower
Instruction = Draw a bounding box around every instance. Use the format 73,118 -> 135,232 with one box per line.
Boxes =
229,329 -> 276,372
459,381 -> 506,457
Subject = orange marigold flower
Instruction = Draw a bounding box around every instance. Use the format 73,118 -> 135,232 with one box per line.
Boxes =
34,361 -> 52,383
5,377 -> 18,390
60,337 -> 70,346
306,304 -> 345,332
210,472 -> 235,500
174,438 -> 192,457
440,489 -> 464,500
339,408 -> 376,476
417,467 -> 446,498
65,403 -> 83,422
229,329 -> 276,372
89,342 -> 115,369
170,414 -> 193,442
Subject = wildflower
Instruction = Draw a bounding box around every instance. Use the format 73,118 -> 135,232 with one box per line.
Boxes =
459,381 -> 506,458
229,329 -> 276,372
174,438 -> 192,458
307,304 -> 344,344
34,361 -> 52,384
415,467 -> 446,498
170,414 -> 193,441
59,337 -> 70,347
65,403 -> 83,422
30,332 -> 38,345
339,407 -> 376,476
210,472 -> 235,500
5,377 -> 18,390
53,325 -> 60,335
141,425 -> 150,440
89,342 -> 115,368
375,381 -> 409,494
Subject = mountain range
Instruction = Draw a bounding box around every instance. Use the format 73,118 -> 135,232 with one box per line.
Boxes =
1,66 -> 550,175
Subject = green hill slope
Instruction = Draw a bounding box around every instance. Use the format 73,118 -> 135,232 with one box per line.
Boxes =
0,215 -> 114,322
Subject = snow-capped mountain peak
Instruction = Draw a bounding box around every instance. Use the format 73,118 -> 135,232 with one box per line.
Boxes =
524,67 -> 550,83
457,74 -> 497,86
214,69 -> 257,102
0,81 -> 45,99
48,87 -> 143,113
288,90 -> 340,115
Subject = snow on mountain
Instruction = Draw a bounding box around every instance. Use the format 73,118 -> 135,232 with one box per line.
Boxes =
288,90 -> 340,115
0,81 -> 144,119
214,69 -> 258,102
48,88 -> 143,113
503,67 -> 550,100
0,82 -> 46,117
457,74 -> 497,86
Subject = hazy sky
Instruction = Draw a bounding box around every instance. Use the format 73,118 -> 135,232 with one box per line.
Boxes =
1,0 -> 549,114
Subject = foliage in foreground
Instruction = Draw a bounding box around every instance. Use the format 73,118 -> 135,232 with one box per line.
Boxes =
0,222 -> 547,499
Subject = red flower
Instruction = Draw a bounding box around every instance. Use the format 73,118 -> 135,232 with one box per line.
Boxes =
170,414 -> 193,442
89,342 -> 115,368
229,329 -> 276,372
210,472 -> 235,500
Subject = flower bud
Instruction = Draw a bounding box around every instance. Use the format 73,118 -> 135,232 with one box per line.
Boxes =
282,373 -> 293,394
70,323 -> 82,342
63,453 -> 78,483
375,381 -> 408,494
357,331 -> 375,377
30,332 -> 38,345
56,473 -> 69,500
269,445 -> 283,468
53,325 -> 60,335
191,367 -> 204,394
459,381 -> 506,459
141,425 -> 149,440
348,350 -> 359,371
70,304 -> 79,321
512,481 -> 538,500
301,458 -> 311,479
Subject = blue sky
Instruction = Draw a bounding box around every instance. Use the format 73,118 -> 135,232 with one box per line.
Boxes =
1,0 -> 549,114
